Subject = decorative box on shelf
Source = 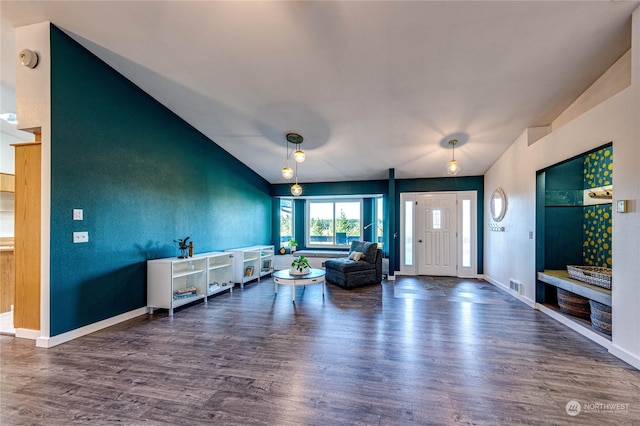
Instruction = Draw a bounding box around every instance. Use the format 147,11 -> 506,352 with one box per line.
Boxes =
567,265 -> 612,290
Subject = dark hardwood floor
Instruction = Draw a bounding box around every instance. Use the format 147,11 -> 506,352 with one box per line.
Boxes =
1,276 -> 639,425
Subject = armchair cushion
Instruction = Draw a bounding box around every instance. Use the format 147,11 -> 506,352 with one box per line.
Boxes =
350,241 -> 378,264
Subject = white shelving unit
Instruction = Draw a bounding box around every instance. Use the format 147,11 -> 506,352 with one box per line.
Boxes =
225,245 -> 274,288
206,252 -> 234,296
147,251 -> 235,315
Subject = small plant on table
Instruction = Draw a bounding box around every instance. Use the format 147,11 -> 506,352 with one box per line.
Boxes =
290,255 -> 311,275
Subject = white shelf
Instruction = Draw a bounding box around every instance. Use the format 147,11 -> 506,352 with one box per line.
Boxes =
225,245 -> 274,288
172,269 -> 206,279
147,252 -> 235,315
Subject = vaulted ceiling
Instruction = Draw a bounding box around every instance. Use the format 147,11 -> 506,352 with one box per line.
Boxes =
2,1 -> 638,183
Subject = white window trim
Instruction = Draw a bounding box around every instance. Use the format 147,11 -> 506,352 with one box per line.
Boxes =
305,198 -> 363,249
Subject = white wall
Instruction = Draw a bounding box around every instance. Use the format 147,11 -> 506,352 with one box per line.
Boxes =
484,7 -> 640,368
14,22 -> 52,342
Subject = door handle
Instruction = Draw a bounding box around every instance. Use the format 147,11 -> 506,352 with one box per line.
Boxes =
418,239 -> 423,243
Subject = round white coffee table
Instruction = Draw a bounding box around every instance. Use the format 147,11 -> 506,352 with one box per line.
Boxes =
273,268 -> 326,302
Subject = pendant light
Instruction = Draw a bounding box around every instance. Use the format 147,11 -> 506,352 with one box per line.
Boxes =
446,139 -> 461,176
288,133 -> 305,163
291,161 -> 302,196
281,137 -> 294,179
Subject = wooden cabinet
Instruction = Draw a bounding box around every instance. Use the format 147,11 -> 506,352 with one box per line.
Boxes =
147,252 -> 235,315
12,143 -> 40,331
225,245 -> 274,288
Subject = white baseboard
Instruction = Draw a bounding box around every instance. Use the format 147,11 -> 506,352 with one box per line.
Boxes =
15,328 -> 41,340
536,303 -> 612,349
483,275 -> 536,308
609,343 -> 640,370
36,307 -> 147,348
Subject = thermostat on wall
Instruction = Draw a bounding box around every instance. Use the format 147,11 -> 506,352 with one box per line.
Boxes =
616,200 -> 628,213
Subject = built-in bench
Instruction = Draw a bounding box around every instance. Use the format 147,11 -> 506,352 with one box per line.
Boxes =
537,269 -> 611,306
292,250 -> 349,269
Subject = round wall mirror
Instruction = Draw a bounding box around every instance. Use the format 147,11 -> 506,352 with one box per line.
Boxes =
490,188 -> 507,222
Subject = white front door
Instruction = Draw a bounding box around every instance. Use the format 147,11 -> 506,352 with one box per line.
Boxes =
417,193 -> 457,276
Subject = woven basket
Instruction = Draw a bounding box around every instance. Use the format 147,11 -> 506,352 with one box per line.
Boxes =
589,300 -> 612,335
567,265 -> 612,290
557,288 -> 590,320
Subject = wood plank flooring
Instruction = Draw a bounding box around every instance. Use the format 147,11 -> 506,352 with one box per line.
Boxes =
1,276 -> 639,425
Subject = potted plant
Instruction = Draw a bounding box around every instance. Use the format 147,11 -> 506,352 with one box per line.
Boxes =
288,239 -> 298,253
290,255 -> 311,275
174,236 -> 190,258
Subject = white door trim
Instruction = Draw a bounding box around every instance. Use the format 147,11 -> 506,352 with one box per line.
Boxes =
399,191 -> 477,278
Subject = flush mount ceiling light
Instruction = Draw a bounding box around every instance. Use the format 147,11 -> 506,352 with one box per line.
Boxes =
446,139 -> 462,176
282,133 -> 305,196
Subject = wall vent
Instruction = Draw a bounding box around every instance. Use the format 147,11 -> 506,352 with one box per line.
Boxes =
509,279 -> 524,295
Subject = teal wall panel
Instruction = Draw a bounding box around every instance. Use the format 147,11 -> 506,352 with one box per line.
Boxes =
49,25 -> 271,336
538,143 -> 613,272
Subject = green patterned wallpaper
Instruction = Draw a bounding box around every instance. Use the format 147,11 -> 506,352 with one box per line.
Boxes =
582,146 -> 613,268
583,147 -> 613,189
583,204 -> 612,268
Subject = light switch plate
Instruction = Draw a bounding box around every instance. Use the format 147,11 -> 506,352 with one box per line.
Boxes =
73,231 -> 89,243
617,200 -> 628,213
73,209 -> 83,220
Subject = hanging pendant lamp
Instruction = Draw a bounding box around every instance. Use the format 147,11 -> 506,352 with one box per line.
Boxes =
291,161 -> 302,196
446,139 -> 461,176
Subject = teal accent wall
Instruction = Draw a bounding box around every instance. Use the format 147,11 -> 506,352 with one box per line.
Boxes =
273,175 -> 484,274
543,157 -> 584,269
397,176 -> 485,274
49,25 -> 271,336
537,143 -> 613,274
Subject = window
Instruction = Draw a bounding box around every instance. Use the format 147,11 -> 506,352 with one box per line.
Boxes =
462,199 -> 471,267
307,200 -> 362,248
432,209 -> 442,229
280,198 -> 293,247
404,200 -> 413,266
375,197 -> 384,250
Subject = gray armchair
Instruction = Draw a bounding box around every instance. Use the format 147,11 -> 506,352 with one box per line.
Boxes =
324,241 -> 382,289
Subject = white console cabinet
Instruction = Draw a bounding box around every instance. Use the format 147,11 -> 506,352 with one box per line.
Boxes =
225,245 -> 274,287
147,252 -> 235,315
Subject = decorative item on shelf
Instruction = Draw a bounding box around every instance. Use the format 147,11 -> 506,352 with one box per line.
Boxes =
188,241 -> 194,257
244,266 -> 254,277
262,259 -> 272,271
174,236 -> 190,258
556,288 -> 591,320
589,300 -> 612,335
279,247 -> 286,255
445,139 -> 461,176
290,255 -> 311,275
288,239 -> 298,253
566,265 -> 612,289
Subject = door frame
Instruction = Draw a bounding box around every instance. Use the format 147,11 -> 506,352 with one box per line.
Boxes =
399,191 -> 478,278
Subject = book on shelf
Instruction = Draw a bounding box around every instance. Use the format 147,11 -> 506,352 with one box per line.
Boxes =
173,292 -> 197,300
176,287 -> 197,295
